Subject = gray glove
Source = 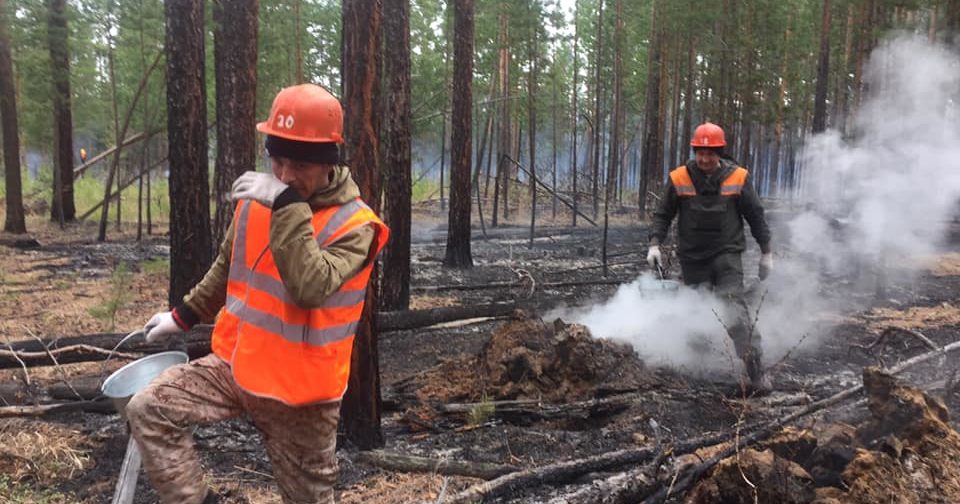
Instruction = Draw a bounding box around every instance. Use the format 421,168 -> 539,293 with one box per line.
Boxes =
646,245 -> 662,268
231,171 -> 288,207
144,311 -> 183,343
759,253 -> 773,280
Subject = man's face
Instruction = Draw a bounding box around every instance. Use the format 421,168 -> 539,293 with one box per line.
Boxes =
695,149 -> 721,174
271,157 -> 334,199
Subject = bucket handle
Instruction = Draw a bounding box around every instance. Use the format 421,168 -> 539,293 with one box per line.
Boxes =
98,329 -> 145,387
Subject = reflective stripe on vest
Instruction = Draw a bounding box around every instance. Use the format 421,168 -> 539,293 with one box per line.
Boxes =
211,197 -> 390,405
669,165 -> 749,197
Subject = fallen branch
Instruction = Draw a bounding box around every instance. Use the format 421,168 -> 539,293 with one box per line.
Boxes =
0,344 -> 139,369
437,392 -> 642,423
378,303 -> 517,332
0,399 -> 114,418
412,278 -> 629,293
357,450 -> 518,480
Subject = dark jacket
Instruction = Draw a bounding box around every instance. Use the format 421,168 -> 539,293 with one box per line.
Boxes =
649,159 -> 771,262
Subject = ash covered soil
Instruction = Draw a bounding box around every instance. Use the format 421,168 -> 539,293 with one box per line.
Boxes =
3,211 -> 960,503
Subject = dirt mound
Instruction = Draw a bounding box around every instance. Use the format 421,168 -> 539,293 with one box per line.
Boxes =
689,368 -> 960,504
394,314 -> 651,408
479,315 -> 649,401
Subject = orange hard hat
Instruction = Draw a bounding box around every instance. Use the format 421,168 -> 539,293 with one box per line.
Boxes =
691,122 -> 726,148
256,84 -> 344,144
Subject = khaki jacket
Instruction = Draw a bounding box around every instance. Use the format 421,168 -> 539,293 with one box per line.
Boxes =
182,166 -> 375,322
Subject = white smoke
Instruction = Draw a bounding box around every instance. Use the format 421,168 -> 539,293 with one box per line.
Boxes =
556,35 -> 960,376
546,274 -> 743,374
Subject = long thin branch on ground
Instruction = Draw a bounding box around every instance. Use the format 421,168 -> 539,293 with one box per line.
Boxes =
357,450 -> 518,480
0,399 -> 114,417
0,344 -> 139,369
437,392 -> 642,422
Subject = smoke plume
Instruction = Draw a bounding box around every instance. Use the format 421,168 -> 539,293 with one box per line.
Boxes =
556,35 -> 960,376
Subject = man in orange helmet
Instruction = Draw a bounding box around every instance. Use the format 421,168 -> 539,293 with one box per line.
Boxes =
127,84 -> 390,504
647,122 -> 772,394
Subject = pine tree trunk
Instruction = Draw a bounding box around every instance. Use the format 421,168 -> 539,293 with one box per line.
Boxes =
165,0 -> 213,307
47,0 -> 75,223
812,0 -> 832,134
341,0 -> 384,450
381,0 -> 412,309
591,0 -> 604,220
607,0 -> 623,208
0,0 -> 24,234
527,32 -> 537,249
639,0 -> 662,214
681,36 -> 694,165
213,0 -> 259,251
444,0 -> 474,268
492,10 -> 509,227
571,2 -> 580,227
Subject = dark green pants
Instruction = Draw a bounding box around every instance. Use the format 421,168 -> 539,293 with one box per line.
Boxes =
680,253 -> 762,366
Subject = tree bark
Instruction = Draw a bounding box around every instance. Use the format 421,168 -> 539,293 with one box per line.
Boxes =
492,9 -> 510,226
212,0 -> 259,251
812,0 -> 832,134
0,0 -> 25,234
639,0 -> 663,214
358,450 -> 518,480
47,0 -> 75,223
591,0 -> 604,220
444,0 -> 474,268
381,0 -> 413,310
165,0 -> 213,307
527,31 -> 537,249
571,3 -> 579,227
341,0 -> 384,450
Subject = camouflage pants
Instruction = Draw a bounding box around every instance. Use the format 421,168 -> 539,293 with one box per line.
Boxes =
126,354 -> 340,504
680,252 -> 762,364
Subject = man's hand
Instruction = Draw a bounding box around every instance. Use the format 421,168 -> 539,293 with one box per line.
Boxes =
231,171 -> 288,207
759,253 -> 773,280
144,311 -> 183,343
646,245 -> 662,268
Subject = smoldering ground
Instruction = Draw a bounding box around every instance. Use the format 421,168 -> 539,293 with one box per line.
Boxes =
555,35 -> 960,379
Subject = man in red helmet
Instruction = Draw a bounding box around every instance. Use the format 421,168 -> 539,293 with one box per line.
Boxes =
647,122 -> 772,394
126,84 -> 390,503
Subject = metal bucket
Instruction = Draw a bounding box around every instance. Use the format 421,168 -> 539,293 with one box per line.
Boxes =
101,351 -> 189,418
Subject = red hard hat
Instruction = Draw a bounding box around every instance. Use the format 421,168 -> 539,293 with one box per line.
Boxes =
257,84 -> 344,144
691,122 -> 726,148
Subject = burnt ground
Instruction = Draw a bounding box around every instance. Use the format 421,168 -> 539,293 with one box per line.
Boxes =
2,209 -> 960,503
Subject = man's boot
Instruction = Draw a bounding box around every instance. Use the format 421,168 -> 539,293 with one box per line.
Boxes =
744,353 -> 771,396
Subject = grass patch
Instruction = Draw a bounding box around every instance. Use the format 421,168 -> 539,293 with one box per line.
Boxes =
87,262 -> 133,330
140,257 -> 169,276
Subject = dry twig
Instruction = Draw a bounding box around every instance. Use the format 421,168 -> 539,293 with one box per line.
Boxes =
25,327 -> 82,400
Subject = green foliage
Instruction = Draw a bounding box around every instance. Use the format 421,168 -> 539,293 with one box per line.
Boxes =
412,177 -> 440,203
87,261 -> 133,330
467,393 -> 496,426
140,257 -> 169,276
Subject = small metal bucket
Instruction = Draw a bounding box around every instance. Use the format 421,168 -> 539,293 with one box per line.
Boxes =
101,351 -> 189,418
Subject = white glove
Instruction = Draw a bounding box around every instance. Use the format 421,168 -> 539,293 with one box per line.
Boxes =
231,171 -> 288,207
759,253 -> 773,280
647,245 -> 662,268
144,311 -> 183,343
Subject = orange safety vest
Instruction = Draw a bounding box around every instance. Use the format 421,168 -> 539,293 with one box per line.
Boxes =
669,165 -> 748,197
211,198 -> 389,405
